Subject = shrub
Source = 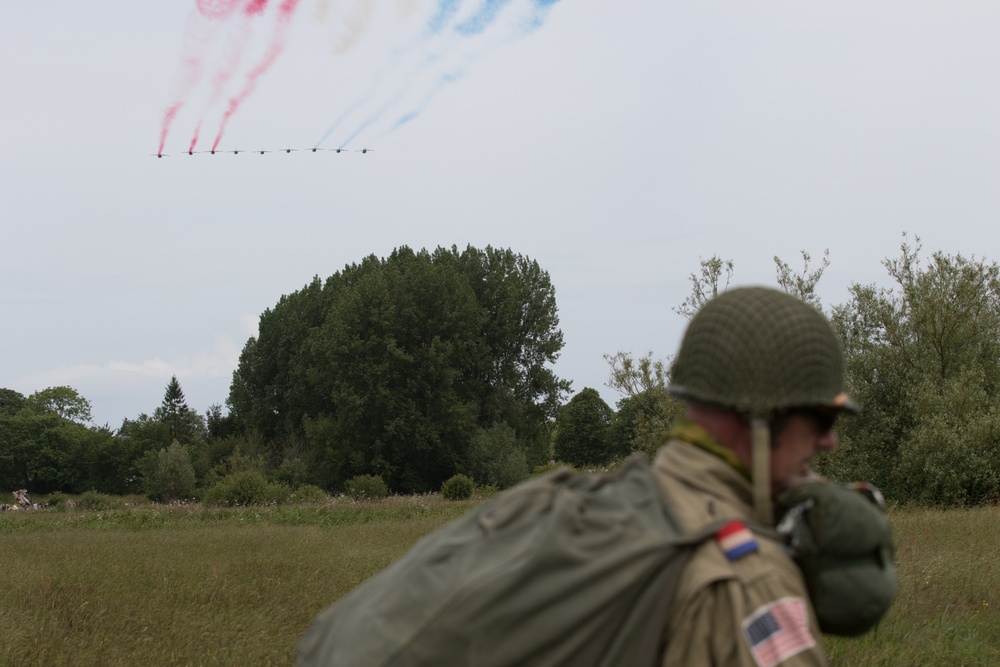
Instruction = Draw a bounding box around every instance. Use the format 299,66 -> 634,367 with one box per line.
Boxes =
45,491 -> 69,508
275,457 -> 310,489
77,490 -> 115,511
441,474 -> 474,500
142,441 -> 197,502
289,484 -> 327,503
203,471 -> 291,506
466,423 -> 531,489
344,475 -> 389,501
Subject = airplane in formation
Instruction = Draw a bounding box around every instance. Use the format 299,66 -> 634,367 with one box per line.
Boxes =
152,146 -> 374,156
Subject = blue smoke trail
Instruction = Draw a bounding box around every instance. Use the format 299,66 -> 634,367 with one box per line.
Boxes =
454,0 -> 514,37
314,0 -> 466,148
318,0 -> 564,148
379,0 -> 562,138
426,0 -> 463,36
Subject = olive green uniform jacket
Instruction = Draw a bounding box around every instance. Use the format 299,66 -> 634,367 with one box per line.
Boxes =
653,429 -> 828,667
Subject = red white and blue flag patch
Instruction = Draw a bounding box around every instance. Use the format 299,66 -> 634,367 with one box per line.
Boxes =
716,520 -> 759,561
742,597 -> 816,667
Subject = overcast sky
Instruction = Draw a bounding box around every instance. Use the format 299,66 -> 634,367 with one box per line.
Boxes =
3,1 -> 999,428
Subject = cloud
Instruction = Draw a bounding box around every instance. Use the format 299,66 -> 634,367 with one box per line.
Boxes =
13,332 -> 245,390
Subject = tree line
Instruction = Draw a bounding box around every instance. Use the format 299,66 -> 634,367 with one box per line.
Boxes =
3,236 -> 999,505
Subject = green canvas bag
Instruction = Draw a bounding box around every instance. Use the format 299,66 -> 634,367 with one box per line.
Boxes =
775,481 -> 897,636
297,456 -> 722,667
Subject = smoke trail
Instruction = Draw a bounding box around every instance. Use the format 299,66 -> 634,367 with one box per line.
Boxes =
211,0 -> 304,151
196,0 -> 242,20
187,16 -> 254,151
334,0 -> 534,146
157,9 -> 227,154
379,0 -> 562,139
454,0 -> 513,37
426,0 -> 463,36
312,0 -> 464,148
329,0 -> 377,55
243,0 -> 270,17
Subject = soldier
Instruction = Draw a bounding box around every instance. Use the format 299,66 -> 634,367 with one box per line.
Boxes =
298,285 -> 894,667
655,286 -> 860,666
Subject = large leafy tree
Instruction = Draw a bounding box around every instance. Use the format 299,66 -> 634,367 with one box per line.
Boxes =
0,388 -> 27,416
228,245 -> 568,492
453,246 -> 571,458
822,235 -> 1000,504
0,392 -> 109,494
554,387 -> 618,467
24,386 -> 93,424
228,276 -> 328,440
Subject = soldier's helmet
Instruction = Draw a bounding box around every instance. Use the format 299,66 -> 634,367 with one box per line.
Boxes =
667,286 -> 859,417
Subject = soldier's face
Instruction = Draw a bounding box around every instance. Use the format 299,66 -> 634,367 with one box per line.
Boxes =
770,409 -> 840,492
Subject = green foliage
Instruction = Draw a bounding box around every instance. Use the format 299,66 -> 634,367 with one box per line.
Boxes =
604,351 -> 669,398
153,376 -> 206,445
464,423 -> 530,489
44,491 -> 69,508
344,474 -> 389,501
25,386 -> 93,424
602,352 -> 683,458
672,255 -> 734,320
229,245 -> 569,493
0,388 -> 26,416
202,441 -> 269,490
202,470 -> 291,506
205,403 -> 236,440
612,387 -> 683,460
554,388 -> 618,467
288,484 -> 327,503
142,441 -> 197,502
773,249 -> 830,309
274,456 -> 311,489
823,234 -> 1000,504
441,474 -> 474,500
893,373 -> 1000,505
0,410 -> 93,493
77,490 -> 115,511
671,250 -> 828,321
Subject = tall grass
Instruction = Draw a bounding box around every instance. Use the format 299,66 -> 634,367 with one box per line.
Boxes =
0,496 -> 478,666
0,498 -> 997,665
824,505 -> 1000,666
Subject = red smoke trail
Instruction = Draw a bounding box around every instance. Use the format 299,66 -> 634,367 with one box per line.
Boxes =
187,17 -> 254,152
197,0 -> 241,20
158,5 -> 234,153
243,0 -> 270,16
159,104 -> 183,155
211,0 -> 303,151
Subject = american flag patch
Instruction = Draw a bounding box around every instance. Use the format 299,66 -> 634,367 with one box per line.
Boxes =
742,597 -> 816,667
716,520 -> 758,561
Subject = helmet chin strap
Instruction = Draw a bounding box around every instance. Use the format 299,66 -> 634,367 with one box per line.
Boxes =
751,418 -> 773,524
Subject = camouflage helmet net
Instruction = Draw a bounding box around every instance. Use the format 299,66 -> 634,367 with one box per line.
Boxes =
668,286 -> 857,417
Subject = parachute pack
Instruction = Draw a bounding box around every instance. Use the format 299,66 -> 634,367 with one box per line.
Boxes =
297,456 -> 726,667
297,456 -> 896,666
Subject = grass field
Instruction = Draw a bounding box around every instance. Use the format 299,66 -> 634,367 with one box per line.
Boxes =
1,497 -> 997,666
